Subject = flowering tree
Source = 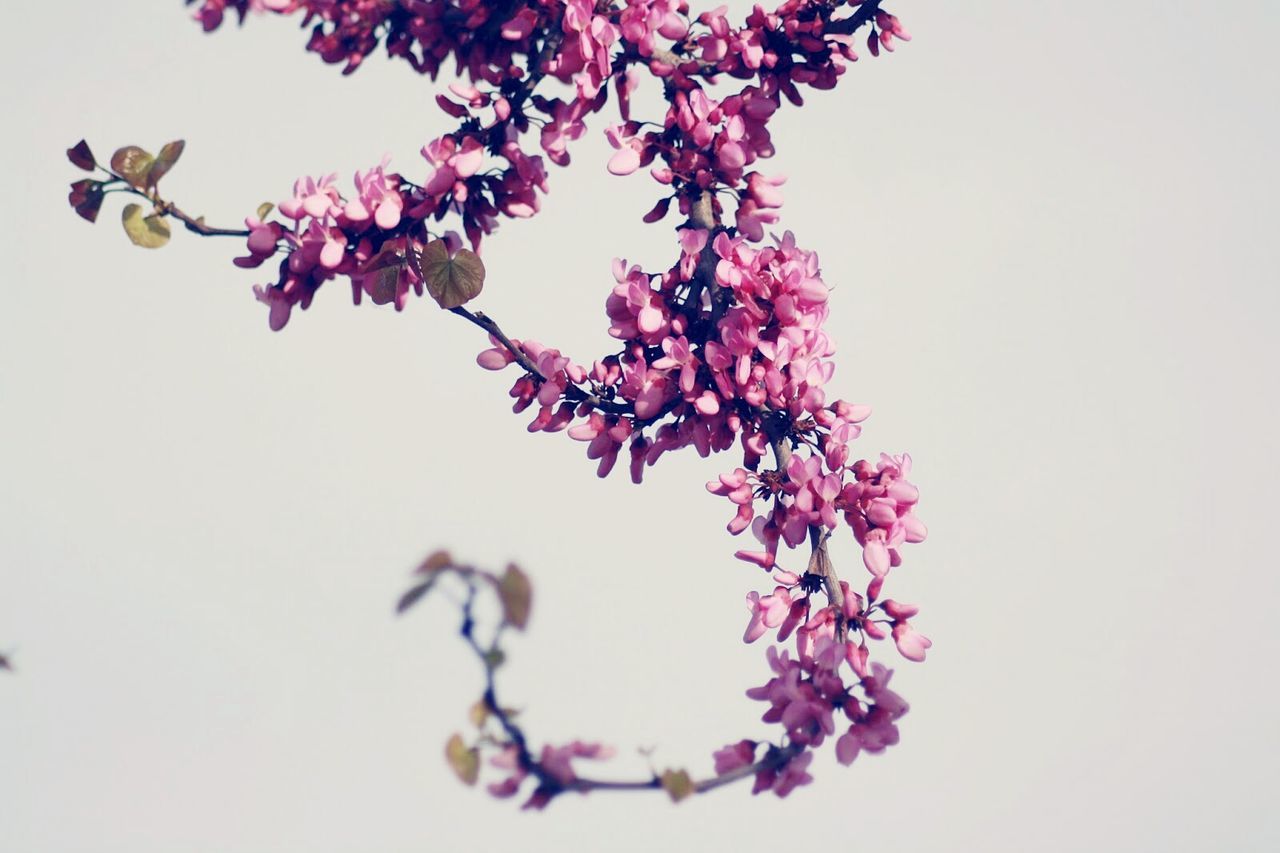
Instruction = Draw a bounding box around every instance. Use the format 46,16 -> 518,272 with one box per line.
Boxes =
66,0 -> 928,808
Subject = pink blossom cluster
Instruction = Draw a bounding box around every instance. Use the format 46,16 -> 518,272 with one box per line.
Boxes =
487,741 -> 615,810
188,0 -> 556,79
188,0 -> 923,803
207,1 -> 908,334
715,656 -> 908,797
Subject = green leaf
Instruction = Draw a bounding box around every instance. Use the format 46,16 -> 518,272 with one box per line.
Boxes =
110,146 -> 155,190
66,140 -> 95,171
660,769 -> 694,803
415,239 -> 485,309
147,140 -> 186,187
68,179 -> 104,223
445,733 -> 480,786
121,203 -> 171,249
496,563 -> 532,631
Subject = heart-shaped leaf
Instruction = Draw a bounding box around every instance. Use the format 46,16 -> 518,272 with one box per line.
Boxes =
147,140 -> 186,187
358,245 -> 409,305
414,239 -> 485,309
445,733 -> 480,786
121,203 -> 171,249
110,146 -> 155,190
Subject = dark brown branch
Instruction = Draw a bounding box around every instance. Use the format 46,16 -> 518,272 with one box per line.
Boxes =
440,568 -> 805,804
447,306 -> 632,417
825,1 -> 885,35
109,183 -> 250,238
155,199 -> 250,238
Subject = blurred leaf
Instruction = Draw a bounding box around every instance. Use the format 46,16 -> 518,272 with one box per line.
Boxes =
147,140 -> 186,186
121,203 -> 171,248
496,563 -> 531,631
483,649 -> 506,670
110,146 -> 154,190
416,239 -> 485,309
416,549 -> 454,574
66,140 -> 95,171
395,576 -> 438,614
68,179 -> 104,223
660,769 -> 694,803
255,202 -> 274,221
467,699 -> 490,728
445,733 -> 480,786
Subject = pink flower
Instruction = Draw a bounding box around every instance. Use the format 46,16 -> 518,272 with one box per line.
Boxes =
744,587 -> 793,642
891,622 -> 932,662
753,751 -> 813,797
279,173 -> 341,221
712,739 -> 757,775
344,158 -> 403,230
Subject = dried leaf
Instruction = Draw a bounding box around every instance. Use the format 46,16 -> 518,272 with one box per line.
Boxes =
496,563 -> 532,631
467,699 -> 490,729
445,733 -> 480,786
660,769 -> 694,803
110,146 -> 154,189
67,140 -> 95,171
121,203 -> 171,249
147,140 -> 186,186
416,239 -> 485,309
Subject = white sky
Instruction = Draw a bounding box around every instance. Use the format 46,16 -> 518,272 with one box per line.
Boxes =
3,1 -> 1278,851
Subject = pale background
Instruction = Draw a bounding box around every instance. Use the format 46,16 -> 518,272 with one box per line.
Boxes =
3,2 -> 1278,851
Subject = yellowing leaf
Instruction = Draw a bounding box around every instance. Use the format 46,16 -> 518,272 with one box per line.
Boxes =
497,563 -> 532,631
110,146 -> 154,190
467,699 -> 490,729
660,769 -> 695,803
121,203 -> 171,249
148,140 -> 186,186
445,733 -> 480,786
256,202 -> 275,221
415,239 -> 485,309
